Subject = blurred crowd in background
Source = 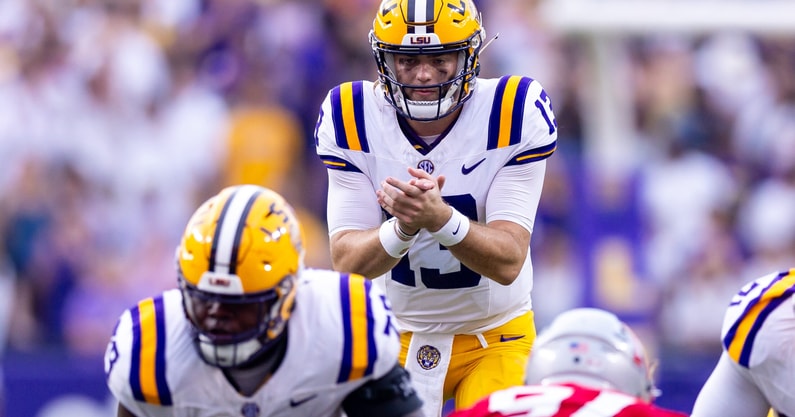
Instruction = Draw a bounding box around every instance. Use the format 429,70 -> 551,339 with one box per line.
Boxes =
1,0 -> 795,412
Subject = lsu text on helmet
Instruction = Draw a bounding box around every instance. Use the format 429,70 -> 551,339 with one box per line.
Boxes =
525,308 -> 660,402
370,0 -> 486,121
176,185 -> 305,368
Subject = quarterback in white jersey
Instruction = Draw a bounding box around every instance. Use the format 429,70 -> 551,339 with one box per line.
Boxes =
314,0 -> 556,414
315,74 -> 555,333
692,269 -> 795,417
104,185 -> 423,417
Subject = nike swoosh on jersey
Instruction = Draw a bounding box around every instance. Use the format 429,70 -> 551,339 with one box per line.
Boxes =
290,394 -> 318,407
461,158 -> 486,175
500,334 -> 526,342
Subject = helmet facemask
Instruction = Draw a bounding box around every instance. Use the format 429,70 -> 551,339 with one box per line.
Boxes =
180,273 -> 296,369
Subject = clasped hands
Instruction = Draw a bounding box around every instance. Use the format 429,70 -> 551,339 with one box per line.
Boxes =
376,166 -> 452,234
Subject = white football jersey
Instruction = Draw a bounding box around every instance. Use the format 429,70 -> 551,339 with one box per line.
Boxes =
717,269 -> 795,415
315,77 -> 558,334
104,270 -> 402,417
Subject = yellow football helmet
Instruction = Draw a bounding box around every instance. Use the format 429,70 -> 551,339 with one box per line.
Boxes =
370,0 -> 485,121
176,185 -> 304,368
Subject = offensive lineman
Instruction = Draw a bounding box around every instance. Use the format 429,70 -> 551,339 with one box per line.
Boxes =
104,185 -> 424,417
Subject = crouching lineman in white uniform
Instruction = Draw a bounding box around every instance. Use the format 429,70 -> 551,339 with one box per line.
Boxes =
692,269 -> 795,417
103,185 -> 424,417
449,308 -> 688,417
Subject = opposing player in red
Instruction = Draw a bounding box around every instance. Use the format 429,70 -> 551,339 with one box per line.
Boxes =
449,308 -> 688,417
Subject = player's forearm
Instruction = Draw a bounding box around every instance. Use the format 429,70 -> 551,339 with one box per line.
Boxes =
331,229 -> 402,278
447,220 -> 530,285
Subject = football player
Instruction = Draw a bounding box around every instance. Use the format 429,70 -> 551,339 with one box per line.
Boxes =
692,269 -> 795,417
314,0 -> 557,415
449,308 -> 688,417
103,185 -> 424,417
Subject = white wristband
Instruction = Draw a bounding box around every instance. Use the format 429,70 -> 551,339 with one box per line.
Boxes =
379,218 -> 417,258
430,208 -> 470,247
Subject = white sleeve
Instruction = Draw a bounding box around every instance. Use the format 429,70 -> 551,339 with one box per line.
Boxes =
486,159 -> 547,233
105,311 -> 173,417
691,352 -> 770,417
326,169 -> 383,236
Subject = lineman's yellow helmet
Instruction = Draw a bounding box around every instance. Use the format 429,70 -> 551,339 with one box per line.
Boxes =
176,185 -> 304,368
